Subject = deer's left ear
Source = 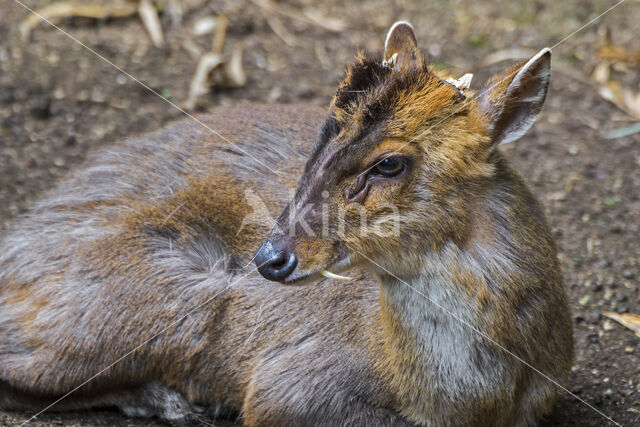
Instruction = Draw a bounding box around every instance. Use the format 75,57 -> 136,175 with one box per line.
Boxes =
383,21 -> 419,71
480,48 -> 551,146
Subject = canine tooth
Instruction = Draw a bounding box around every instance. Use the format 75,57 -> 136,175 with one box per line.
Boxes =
446,73 -> 473,90
320,270 -> 351,281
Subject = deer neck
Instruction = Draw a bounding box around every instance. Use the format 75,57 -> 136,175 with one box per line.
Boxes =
375,237 -> 512,419
377,241 -> 486,367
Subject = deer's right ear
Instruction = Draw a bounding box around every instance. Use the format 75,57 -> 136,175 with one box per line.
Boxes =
479,48 -> 551,146
383,21 -> 419,71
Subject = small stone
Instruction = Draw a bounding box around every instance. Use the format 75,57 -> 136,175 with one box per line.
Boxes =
2,88 -> 15,103
53,157 -> 65,167
593,393 -> 603,405
625,346 -> 635,354
65,134 -> 77,147
30,95 -> 51,119
604,289 -> 614,301
617,306 -> 629,314
116,73 -> 128,85
53,87 -> 65,100
610,223 -> 624,233
90,88 -> 106,103
588,334 -> 599,344
623,270 -> 635,279
569,145 -> 579,155
604,388 -> 613,398
603,319 -> 615,331
587,312 -> 602,324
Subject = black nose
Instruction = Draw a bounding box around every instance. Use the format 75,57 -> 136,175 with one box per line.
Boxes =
254,239 -> 298,282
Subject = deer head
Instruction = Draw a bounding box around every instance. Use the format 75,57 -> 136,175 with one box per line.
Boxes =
255,21 -> 551,284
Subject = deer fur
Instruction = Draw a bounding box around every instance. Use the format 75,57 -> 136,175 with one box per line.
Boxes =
0,22 -> 572,426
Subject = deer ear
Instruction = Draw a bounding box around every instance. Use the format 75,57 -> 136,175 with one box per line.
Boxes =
383,21 -> 419,70
480,48 -> 551,146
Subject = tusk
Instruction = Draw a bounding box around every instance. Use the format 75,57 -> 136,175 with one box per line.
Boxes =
445,73 -> 473,90
320,270 -> 351,281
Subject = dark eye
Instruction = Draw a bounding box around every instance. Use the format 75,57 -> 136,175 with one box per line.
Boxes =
374,157 -> 405,177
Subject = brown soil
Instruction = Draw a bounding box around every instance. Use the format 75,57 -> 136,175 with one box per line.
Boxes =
1,0 -> 639,425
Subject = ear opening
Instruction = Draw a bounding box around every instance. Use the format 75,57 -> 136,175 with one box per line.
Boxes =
481,48 -> 551,146
383,21 -> 419,71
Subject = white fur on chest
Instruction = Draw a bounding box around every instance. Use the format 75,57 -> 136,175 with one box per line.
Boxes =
379,245 -> 510,398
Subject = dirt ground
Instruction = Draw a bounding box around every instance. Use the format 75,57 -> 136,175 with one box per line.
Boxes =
1,0 -> 639,425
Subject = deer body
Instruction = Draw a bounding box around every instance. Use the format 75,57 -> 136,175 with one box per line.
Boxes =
0,23 -> 572,426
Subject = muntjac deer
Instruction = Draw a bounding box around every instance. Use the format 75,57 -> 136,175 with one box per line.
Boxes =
0,22 -> 572,426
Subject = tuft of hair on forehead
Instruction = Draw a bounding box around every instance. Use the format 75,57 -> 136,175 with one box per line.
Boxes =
334,53 -> 394,109
329,52 -> 470,142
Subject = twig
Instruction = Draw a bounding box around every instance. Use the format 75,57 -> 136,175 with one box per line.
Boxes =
266,15 -> 298,47
19,1 -> 138,40
250,0 -> 345,32
212,15 -> 228,55
138,0 -> 165,48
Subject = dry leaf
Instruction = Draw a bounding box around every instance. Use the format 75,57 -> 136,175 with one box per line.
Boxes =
19,1 -> 138,40
184,43 -> 246,110
591,28 -> 640,120
166,0 -> 183,28
193,16 -> 218,36
223,43 -> 247,88
597,80 -> 640,120
603,123 -> 640,139
184,52 -> 223,111
183,14 -> 237,111
211,15 -> 228,55
251,0 -> 345,33
591,61 -> 610,85
622,91 -> 640,119
302,7 -> 346,32
602,312 -> 640,338
138,0 -> 165,48
479,48 -> 536,67
182,38 -> 204,60
597,28 -> 640,66
266,15 -> 298,47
